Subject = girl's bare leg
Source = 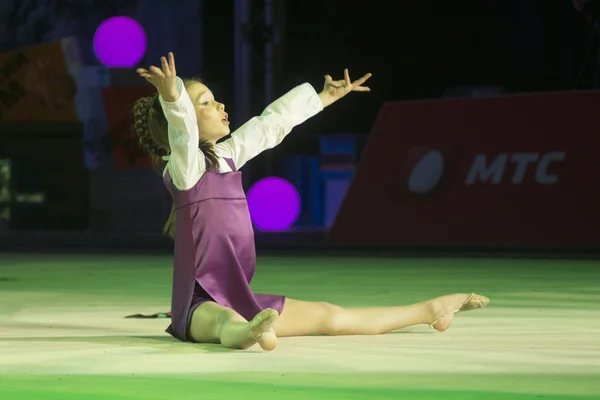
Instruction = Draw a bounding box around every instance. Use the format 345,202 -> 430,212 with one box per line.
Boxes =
275,294 -> 487,337
189,302 -> 278,350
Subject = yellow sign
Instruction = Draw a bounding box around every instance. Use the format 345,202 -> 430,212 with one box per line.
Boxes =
0,40 -> 78,122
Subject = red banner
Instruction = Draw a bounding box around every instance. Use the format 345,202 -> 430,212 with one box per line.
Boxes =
102,86 -> 155,168
330,91 -> 600,248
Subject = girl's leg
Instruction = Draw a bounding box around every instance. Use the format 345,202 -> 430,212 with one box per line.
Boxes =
274,293 -> 487,337
189,301 -> 278,350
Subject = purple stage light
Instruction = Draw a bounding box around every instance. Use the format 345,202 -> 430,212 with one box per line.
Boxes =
247,177 -> 301,231
93,16 -> 147,67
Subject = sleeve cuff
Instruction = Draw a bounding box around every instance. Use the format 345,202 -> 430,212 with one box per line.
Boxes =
300,82 -> 324,114
159,77 -> 185,108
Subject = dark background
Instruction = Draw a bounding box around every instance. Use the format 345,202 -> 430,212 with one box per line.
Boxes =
200,0 -> 588,134
0,0 -> 597,252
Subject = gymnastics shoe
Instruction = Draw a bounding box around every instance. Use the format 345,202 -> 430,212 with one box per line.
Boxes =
250,308 -> 278,351
429,293 -> 489,332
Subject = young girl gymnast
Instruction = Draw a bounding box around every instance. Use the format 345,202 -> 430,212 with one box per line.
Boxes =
133,52 -> 489,351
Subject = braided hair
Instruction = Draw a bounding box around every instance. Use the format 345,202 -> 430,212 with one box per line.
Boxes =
132,79 -> 219,238
132,95 -> 169,168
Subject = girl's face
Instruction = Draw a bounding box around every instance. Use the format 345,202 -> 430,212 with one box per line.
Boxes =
185,81 -> 230,144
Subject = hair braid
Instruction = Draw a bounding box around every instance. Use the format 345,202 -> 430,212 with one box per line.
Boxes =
133,96 -> 168,162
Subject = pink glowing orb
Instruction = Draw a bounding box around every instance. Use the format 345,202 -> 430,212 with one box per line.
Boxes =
247,177 -> 301,231
93,16 -> 147,67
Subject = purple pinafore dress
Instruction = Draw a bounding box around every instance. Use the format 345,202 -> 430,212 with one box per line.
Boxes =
163,157 -> 285,342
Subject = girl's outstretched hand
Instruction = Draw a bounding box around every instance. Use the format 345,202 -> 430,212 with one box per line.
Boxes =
137,52 -> 179,102
318,69 -> 372,108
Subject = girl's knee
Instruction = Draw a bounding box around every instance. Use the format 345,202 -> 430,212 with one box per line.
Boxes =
319,302 -> 346,336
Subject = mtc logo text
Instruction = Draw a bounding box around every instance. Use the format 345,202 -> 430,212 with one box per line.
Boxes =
465,152 -> 565,185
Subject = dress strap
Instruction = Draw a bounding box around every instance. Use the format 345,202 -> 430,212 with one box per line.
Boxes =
224,158 -> 236,171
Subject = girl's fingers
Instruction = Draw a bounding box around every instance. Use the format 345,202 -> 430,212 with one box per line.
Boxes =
344,69 -> 351,87
160,56 -> 171,75
352,73 -> 372,87
148,65 -> 165,78
168,52 -> 176,73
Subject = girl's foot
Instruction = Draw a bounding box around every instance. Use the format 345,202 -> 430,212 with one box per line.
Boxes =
428,293 -> 489,332
249,308 -> 279,351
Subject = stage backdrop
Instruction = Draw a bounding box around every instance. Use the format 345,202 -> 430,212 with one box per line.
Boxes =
330,91 -> 600,248
101,86 -> 155,169
0,40 -> 78,122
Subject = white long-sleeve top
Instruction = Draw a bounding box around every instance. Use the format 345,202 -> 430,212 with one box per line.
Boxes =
159,77 -> 324,191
